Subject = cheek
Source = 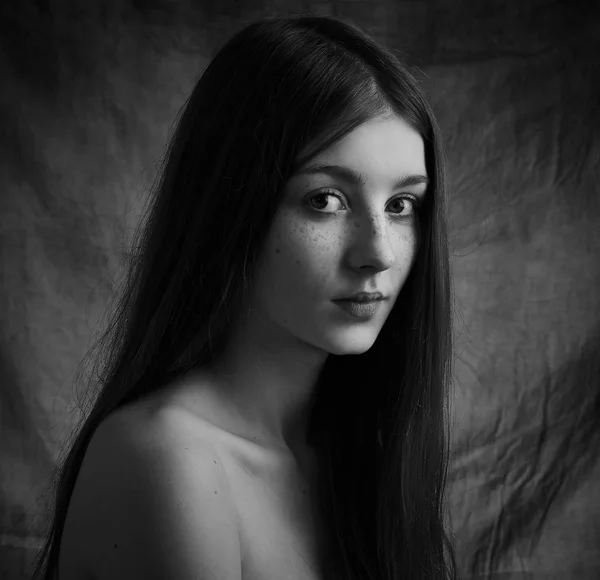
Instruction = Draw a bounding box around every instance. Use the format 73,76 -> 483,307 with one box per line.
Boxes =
262,217 -> 338,300
396,230 -> 420,266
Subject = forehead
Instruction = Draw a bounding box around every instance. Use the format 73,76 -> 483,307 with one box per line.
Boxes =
299,116 -> 426,176
293,116 -> 428,187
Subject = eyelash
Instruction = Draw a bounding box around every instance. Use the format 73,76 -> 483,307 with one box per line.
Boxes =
306,188 -> 422,219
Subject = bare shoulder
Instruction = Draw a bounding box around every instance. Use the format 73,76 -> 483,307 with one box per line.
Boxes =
59,401 -> 242,580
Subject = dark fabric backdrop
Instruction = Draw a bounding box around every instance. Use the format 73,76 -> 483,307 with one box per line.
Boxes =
0,1 -> 598,578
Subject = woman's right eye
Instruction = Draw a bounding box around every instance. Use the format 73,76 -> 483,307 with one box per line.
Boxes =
307,190 -> 346,213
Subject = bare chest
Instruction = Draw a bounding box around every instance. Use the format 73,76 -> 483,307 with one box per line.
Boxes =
127,383 -> 329,579
220,451 -> 327,580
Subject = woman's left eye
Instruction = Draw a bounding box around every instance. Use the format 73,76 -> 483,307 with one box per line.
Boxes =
387,195 -> 420,216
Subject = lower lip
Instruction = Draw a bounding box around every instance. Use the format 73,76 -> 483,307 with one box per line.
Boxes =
333,300 -> 382,319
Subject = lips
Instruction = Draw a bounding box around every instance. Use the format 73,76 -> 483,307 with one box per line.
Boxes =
333,298 -> 382,319
334,292 -> 386,303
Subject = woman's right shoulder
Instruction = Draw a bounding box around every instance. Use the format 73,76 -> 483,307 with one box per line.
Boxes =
61,402 -> 242,580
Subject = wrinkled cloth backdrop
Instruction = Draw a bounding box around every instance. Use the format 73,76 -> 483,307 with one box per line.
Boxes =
0,1 -> 599,579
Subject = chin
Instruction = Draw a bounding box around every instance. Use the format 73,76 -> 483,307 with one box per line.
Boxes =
331,344 -> 376,356
323,330 -> 380,356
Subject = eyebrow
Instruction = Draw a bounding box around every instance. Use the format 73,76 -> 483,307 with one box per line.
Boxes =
294,163 -> 429,190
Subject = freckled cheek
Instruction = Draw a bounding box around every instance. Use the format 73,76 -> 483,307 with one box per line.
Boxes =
270,226 -> 338,301
397,230 -> 419,260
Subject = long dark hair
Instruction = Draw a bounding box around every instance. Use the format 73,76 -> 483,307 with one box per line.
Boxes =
29,12 -> 459,580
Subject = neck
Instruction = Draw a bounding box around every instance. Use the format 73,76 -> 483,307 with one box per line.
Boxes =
207,305 -> 329,456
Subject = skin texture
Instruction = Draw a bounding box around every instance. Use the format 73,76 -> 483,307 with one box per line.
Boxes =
206,114 -> 428,456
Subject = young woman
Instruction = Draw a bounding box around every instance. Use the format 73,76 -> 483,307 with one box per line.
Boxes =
29,13 -> 460,580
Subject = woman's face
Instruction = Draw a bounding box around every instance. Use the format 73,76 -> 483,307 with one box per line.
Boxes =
248,115 -> 428,356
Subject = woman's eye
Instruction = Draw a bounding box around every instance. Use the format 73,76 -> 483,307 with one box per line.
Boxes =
308,191 -> 345,212
388,196 -> 419,216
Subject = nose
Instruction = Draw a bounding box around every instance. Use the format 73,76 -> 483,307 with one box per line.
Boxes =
347,213 -> 396,272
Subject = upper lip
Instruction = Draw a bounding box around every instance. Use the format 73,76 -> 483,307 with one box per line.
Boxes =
334,291 -> 386,302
